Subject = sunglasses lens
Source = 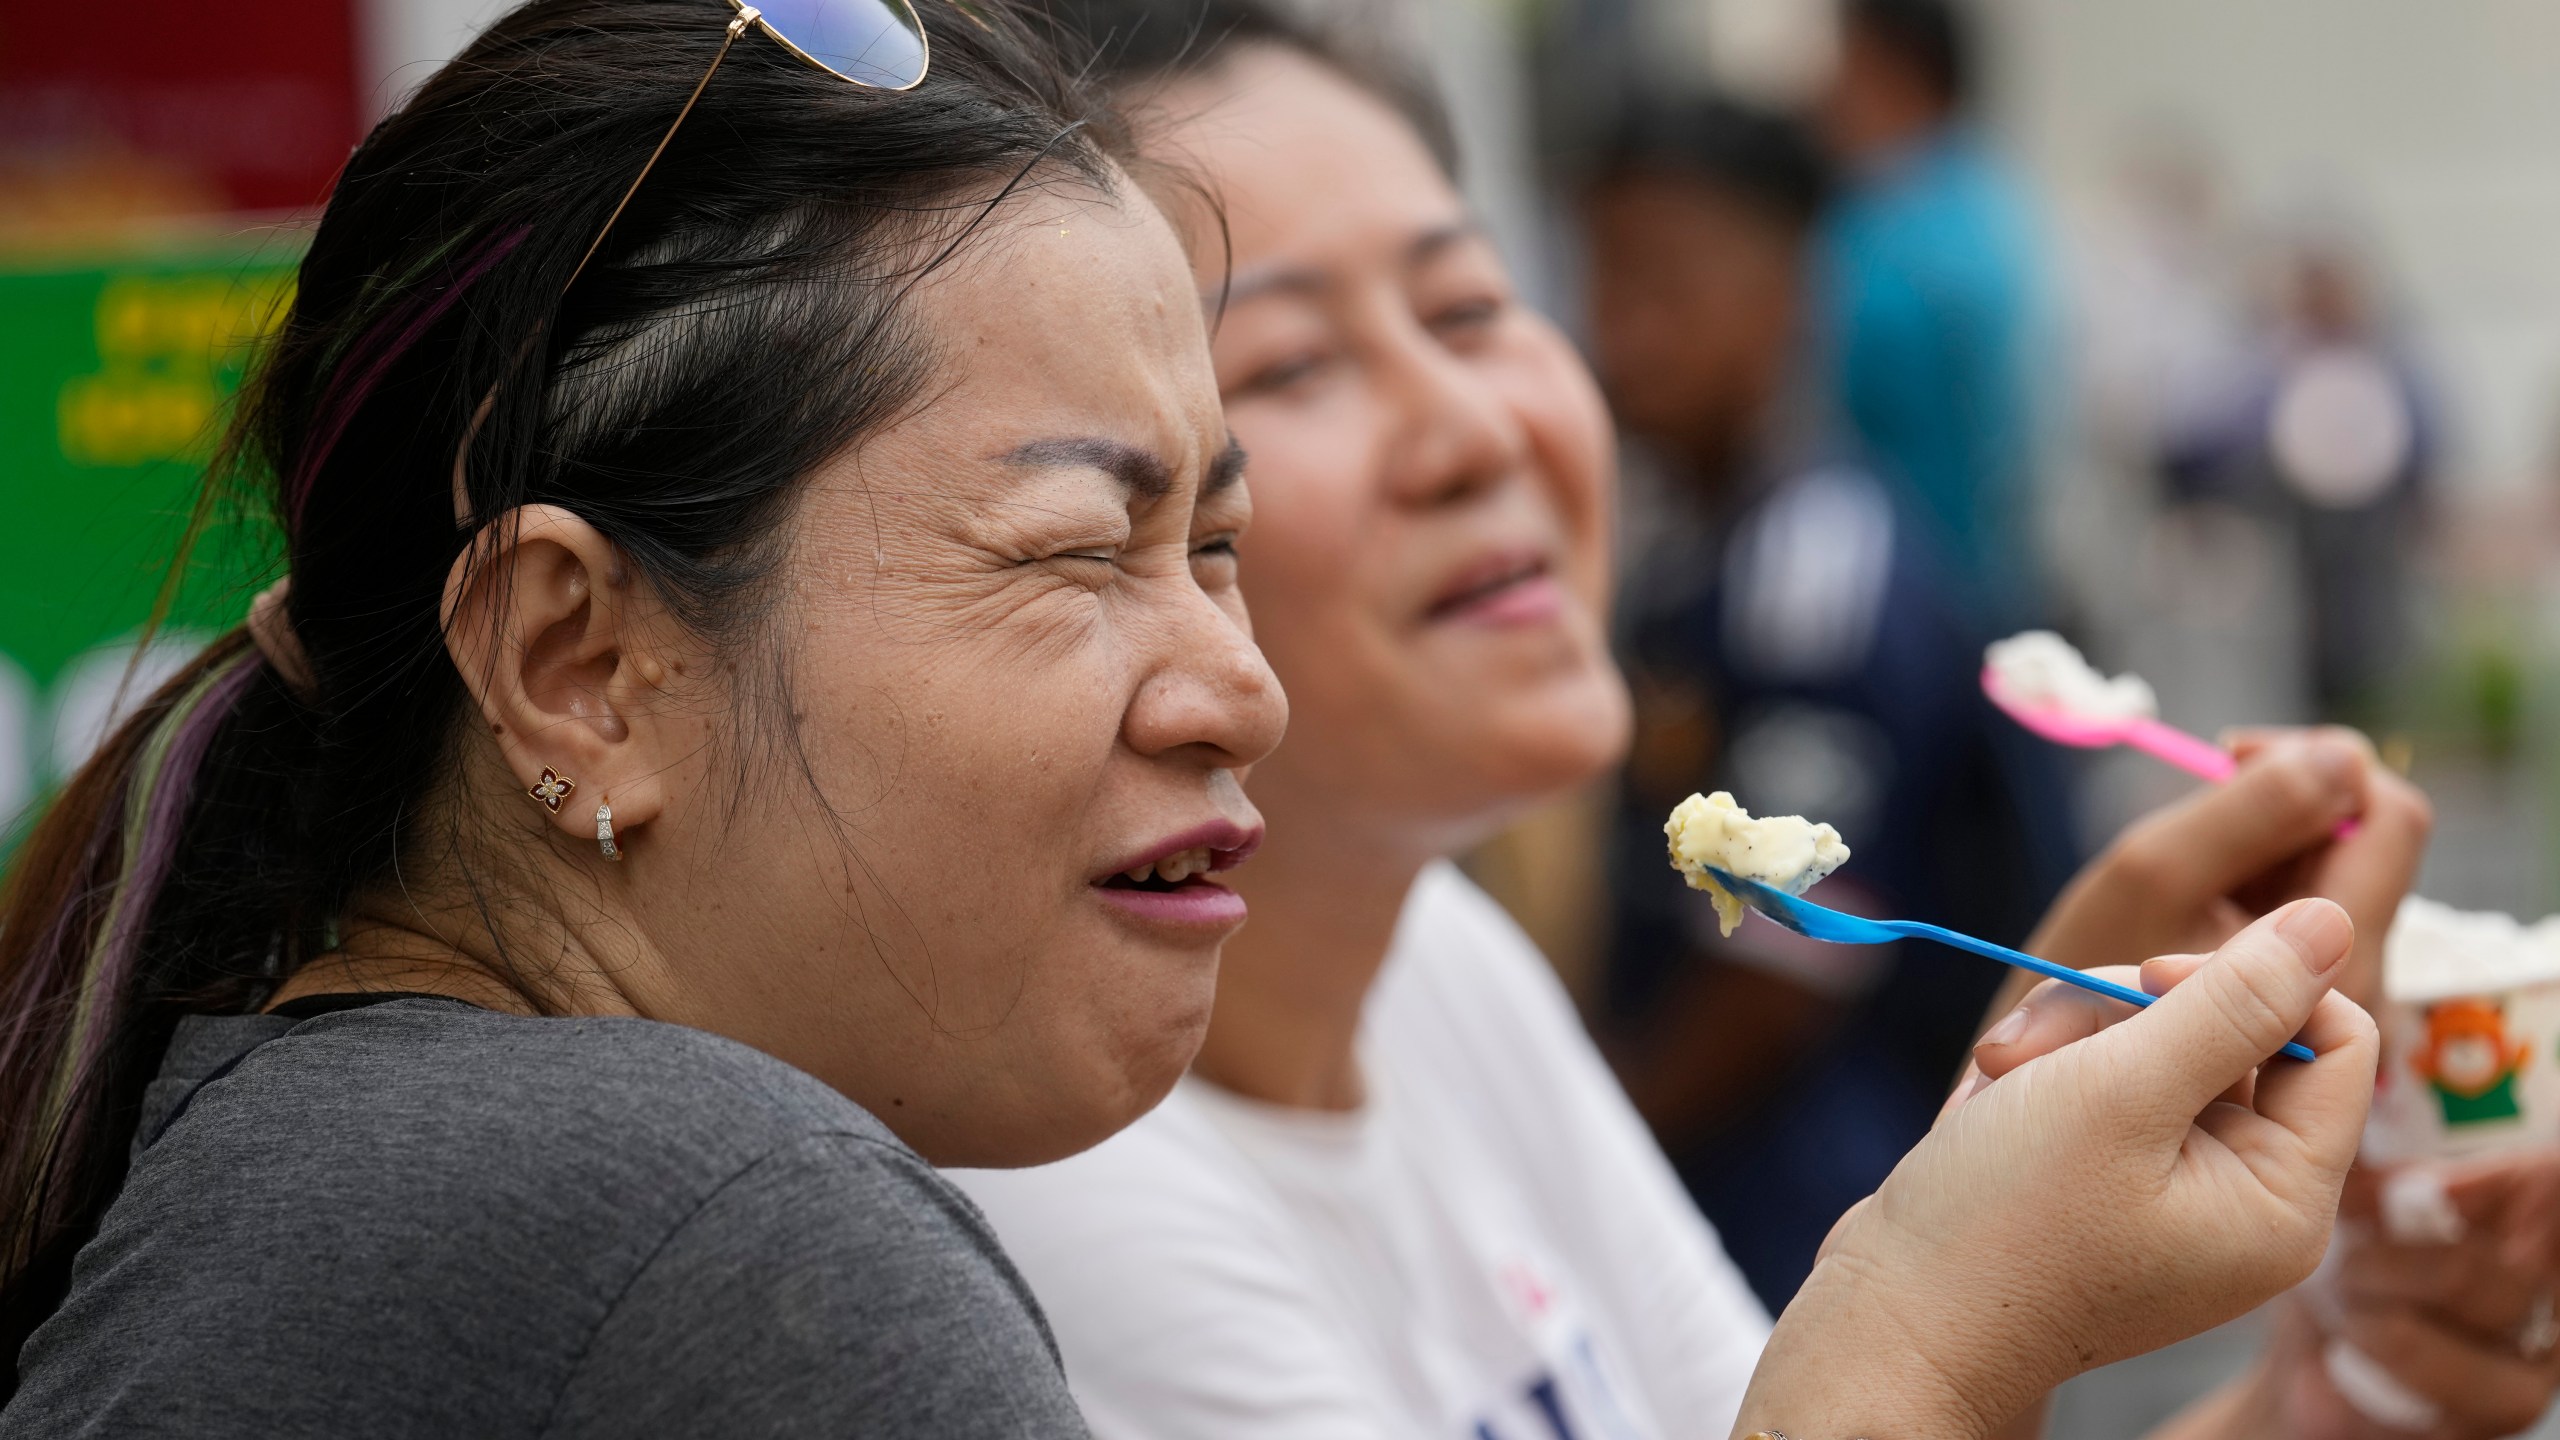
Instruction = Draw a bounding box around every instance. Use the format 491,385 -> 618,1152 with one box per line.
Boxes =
755,0 -> 930,88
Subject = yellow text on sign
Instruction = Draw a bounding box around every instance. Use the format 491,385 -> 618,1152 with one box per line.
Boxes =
58,273 -> 293,469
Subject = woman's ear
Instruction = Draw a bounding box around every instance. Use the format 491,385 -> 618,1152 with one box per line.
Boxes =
441,504 -> 683,855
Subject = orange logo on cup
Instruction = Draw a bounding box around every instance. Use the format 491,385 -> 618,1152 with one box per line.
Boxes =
2413,998 -> 2531,1126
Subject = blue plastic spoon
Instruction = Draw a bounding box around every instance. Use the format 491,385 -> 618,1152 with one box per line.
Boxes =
1699,866 -> 2317,1063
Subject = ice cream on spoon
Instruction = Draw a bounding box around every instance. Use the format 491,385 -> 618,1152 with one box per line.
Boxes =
1982,630 -> 2237,781
1984,630 -> 2159,725
1665,790 -> 1851,937
1657,788 -> 2316,1057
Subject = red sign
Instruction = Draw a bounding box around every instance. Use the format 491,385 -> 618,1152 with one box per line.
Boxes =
0,0 -> 361,215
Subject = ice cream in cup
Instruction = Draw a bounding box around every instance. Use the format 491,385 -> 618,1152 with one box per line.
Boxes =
2364,896 -> 2560,1165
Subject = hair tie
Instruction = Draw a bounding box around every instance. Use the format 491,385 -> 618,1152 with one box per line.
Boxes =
246,578 -> 319,700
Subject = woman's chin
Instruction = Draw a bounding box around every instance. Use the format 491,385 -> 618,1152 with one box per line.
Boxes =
1446,669 -> 1634,801
984,991 -> 1215,1169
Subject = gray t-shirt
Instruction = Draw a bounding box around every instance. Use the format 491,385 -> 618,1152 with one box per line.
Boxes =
2,997 -> 1091,1438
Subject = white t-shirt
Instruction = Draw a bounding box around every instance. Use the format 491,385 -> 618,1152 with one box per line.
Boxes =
954,863 -> 1773,1440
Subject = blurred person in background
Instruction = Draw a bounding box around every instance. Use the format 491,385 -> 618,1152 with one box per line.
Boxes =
1582,94 -> 2075,1308
2161,233 -> 2436,721
946,3 -> 2534,1437
2071,132 -> 2258,495
1816,0 -> 2051,632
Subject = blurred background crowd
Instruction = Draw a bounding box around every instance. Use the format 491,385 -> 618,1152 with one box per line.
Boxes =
4,0 -> 2558,1431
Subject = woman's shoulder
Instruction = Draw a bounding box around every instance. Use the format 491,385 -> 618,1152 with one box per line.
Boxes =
158,998 -> 893,1179
122,999 -> 949,1282
11,1000 -> 1085,1439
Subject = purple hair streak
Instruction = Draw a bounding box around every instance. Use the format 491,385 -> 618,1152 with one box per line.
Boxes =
35,653 -> 263,1131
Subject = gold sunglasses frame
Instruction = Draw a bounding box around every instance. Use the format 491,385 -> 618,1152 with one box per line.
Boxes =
562,0 -> 932,296
453,0 -> 934,526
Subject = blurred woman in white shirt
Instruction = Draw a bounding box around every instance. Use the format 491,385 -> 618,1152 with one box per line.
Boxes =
952,3 -> 2473,1436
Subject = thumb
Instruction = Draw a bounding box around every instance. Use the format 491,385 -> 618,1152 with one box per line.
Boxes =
2106,899 -> 2354,1117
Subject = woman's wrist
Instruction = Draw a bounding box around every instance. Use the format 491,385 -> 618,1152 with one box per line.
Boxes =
1737,1253 -> 2011,1439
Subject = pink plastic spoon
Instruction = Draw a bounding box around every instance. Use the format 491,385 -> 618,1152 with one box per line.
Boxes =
1982,666 -> 2358,835
1982,666 -> 2235,779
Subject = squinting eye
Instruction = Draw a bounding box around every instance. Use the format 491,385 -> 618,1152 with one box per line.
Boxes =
1191,535 -> 1241,579
1429,297 -> 1503,336
1233,353 -> 1331,398
1054,547 -> 1118,564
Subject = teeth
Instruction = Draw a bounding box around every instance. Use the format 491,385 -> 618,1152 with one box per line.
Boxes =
1117,847 -> 1214,885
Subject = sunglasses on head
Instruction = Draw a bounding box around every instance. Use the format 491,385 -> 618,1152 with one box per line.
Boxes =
450,0 -> 937,523
564,0 -> 935,294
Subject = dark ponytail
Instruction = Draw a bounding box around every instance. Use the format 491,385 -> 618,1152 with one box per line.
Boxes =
0,0 -> 1124,1381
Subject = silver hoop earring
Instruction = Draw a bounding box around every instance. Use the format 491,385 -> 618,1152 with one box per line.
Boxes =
595,800 -> 622,862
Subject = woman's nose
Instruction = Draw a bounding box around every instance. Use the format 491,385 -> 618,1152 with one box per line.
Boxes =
1375,325 -> 1529,510
1123,597 -> 1288,769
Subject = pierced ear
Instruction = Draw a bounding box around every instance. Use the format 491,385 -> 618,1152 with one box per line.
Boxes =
442,504 -> 676,852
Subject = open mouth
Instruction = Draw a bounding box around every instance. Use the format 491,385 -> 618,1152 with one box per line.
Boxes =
1091,825 -> 1261,929
1092,823 -> 1263,892
1425,551 -> 1554,623
1099,846 -> 1223,894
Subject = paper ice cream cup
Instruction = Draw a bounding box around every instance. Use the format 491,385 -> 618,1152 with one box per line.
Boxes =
2363,896 -> 2560,1166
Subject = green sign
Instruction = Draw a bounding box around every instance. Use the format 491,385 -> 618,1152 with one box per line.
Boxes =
0,238 -> 299,829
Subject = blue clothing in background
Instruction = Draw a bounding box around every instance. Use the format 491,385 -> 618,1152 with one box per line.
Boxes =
1606,459 -> 2077,1309
1818,129 -> 2048,630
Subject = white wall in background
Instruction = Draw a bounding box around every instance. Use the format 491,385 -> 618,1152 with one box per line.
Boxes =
1415,0 -> 1556,311
2003,0 -> 2560,492
48,633 -> 213,779
358,0 -> 515,120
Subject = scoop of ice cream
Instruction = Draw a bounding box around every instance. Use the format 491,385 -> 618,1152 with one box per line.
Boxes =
2385,895 -> 2560,1004
1985,630 -> 2158,725
1665,790 -> 1851,937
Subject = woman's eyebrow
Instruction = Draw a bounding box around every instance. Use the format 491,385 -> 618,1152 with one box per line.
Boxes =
999,436 -> 1173,500
1406,219 -> 1485,270
1213,264 -> 1328,308
1205,437 -> 1248,495
1211,217 -> 1484,307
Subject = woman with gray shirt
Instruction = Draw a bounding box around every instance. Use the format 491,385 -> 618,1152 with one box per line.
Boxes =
0,0 -> 2377,1435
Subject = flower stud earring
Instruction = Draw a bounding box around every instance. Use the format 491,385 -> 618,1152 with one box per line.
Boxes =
595,800 -> 622,862
527,767 -> 576,814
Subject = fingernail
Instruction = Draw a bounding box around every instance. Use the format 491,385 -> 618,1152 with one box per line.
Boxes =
2274,899 -> 2352,976
1979,1005 -> 2031,1049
